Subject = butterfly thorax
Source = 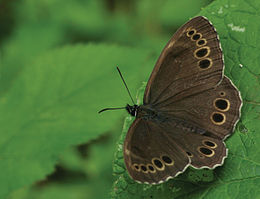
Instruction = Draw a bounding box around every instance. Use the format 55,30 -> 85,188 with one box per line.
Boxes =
136,105 -> 159,120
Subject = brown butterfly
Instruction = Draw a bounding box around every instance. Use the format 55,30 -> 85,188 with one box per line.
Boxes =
99,16 -> 242,184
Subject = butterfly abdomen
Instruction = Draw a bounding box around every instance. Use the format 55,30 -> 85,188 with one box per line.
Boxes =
176,121 -> 206,134
163,117 -> 207,135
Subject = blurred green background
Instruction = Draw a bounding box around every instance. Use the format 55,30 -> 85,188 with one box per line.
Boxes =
3,0 -> 247,198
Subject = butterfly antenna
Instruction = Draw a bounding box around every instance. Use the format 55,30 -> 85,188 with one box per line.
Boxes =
98,107 -> 126,114
116,67 -> 135,105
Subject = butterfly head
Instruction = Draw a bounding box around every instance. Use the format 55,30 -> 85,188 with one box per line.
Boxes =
126,104 -> 138,117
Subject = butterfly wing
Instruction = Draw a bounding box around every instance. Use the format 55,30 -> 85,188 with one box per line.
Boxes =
123,118 -> 190,184
156,76 -> 242,140
143,16 -> 242,139
144,16 -> 223,106
123,16 -> 241,183
158,120 -> 228,169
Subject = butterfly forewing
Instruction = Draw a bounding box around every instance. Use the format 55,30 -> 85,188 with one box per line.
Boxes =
144,16 -> 224,106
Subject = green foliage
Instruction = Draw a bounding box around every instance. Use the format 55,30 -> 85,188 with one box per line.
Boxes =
111,0 -> 260,198
0,0 -> 258,198
0,43 -> 154,199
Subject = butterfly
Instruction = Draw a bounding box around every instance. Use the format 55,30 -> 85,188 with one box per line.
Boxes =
99,16 -> 242,184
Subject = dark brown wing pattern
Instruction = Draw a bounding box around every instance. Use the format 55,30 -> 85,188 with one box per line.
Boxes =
124,118 -> 190,184
144,16 -> 224,106
123,16 -> 242,184
157,76 -> 242,140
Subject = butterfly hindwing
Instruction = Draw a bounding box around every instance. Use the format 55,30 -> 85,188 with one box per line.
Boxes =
124,118 -> 190,184
156,76 -> 242,140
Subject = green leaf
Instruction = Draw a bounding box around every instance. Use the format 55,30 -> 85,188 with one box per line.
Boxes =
9,132 -> 121,199
111,0 -> 260,198
0,44 -> 155,198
